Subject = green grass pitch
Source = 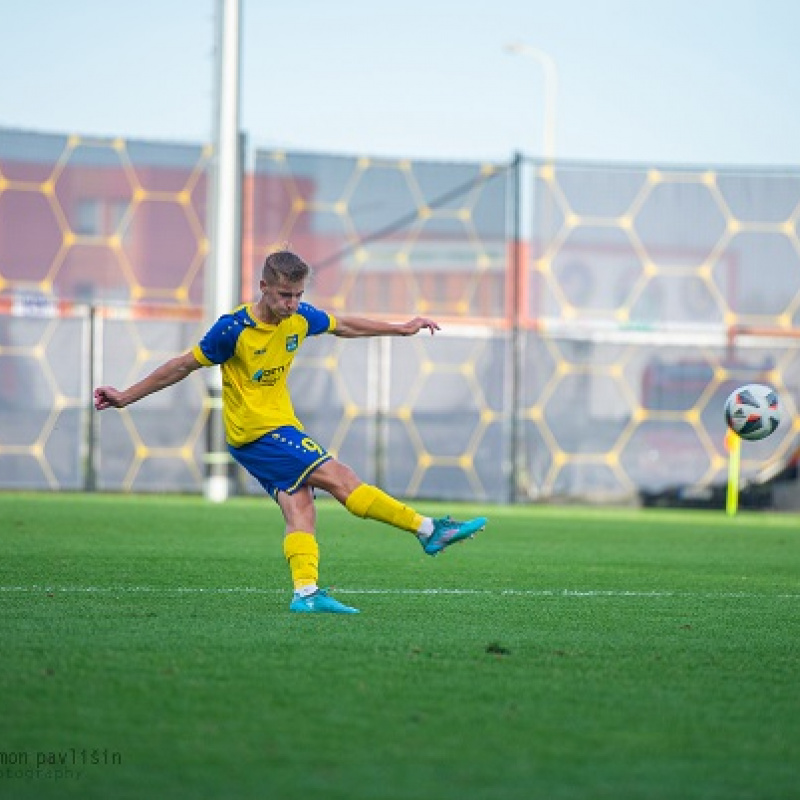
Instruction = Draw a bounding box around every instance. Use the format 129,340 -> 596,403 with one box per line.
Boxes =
1,493 -> 799,800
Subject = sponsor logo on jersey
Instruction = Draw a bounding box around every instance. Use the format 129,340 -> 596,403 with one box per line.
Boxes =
251,365 -> 286,386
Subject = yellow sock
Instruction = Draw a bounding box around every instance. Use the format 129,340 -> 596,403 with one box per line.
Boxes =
345,484 -> 424,533
283,531 -> 319,592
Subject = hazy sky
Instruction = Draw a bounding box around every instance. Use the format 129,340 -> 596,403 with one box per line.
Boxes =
2,0 -> 799,166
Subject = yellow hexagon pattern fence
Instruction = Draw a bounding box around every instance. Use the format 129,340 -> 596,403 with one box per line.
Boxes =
0,130 -> 209,492
1,127 -> 798,504
523,163 -> 800,503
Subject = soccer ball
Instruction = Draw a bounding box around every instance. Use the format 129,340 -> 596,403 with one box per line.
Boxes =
724,383 -> 781,441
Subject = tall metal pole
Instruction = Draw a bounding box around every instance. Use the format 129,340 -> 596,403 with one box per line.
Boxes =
508,153 -> 525,504
205,0 -> 242,502
504,42 -> 558,162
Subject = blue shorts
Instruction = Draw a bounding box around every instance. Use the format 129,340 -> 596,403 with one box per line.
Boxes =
229,426 -> 332,499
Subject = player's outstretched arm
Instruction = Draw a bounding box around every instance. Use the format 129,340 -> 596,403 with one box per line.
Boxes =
332,315 -> 440,338
94,351 -> 203,411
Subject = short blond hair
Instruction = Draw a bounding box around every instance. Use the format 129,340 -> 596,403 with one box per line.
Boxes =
262,250 -> 310,284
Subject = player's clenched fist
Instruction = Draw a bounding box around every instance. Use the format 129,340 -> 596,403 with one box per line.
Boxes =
94,386 -> 125,410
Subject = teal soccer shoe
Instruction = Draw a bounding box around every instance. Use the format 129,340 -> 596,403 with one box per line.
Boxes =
289,589 -> 359,614
421,516 -> 487,556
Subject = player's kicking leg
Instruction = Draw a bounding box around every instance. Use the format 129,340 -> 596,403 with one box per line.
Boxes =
309,451 -> 491,557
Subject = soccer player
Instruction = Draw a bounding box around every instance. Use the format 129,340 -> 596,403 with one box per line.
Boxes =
94,250 -> 487,614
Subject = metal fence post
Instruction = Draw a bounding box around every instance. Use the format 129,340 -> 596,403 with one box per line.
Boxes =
82,304 -> 101,491
508,152 -> 524,504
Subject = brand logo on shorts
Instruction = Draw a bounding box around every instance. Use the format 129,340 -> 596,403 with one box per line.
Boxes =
286,334 -> 298,352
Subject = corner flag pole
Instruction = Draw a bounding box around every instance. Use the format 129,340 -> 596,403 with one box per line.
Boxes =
205,0 -> 242,502
725,430 -> 741,516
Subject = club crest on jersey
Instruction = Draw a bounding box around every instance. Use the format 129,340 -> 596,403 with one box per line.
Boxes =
286,334 -> 299,352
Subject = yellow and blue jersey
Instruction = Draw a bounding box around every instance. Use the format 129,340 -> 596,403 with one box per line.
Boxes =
192,302 -> 336,447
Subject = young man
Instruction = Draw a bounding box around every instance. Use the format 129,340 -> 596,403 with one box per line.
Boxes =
94,250 -> 487,614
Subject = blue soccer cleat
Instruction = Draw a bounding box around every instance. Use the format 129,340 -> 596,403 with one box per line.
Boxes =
289,588 -> 359,614
420,516 -> 487,556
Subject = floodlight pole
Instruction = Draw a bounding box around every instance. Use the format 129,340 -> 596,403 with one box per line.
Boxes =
504,42 -> 558,162
205,0 -> 242,502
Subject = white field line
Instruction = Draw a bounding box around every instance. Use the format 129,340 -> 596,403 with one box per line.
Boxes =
1,586 -> 799,600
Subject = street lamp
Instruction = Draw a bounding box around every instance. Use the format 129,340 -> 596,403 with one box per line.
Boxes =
504,42 -> 558,161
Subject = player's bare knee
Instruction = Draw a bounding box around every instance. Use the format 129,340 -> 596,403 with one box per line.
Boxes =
311,459 -> 361,499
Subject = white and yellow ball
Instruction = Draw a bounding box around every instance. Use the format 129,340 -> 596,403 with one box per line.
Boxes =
724,383 -> 781,441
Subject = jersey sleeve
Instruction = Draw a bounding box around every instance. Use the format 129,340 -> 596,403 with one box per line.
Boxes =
297,302 -> 335,336
193,314 -> 245,366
